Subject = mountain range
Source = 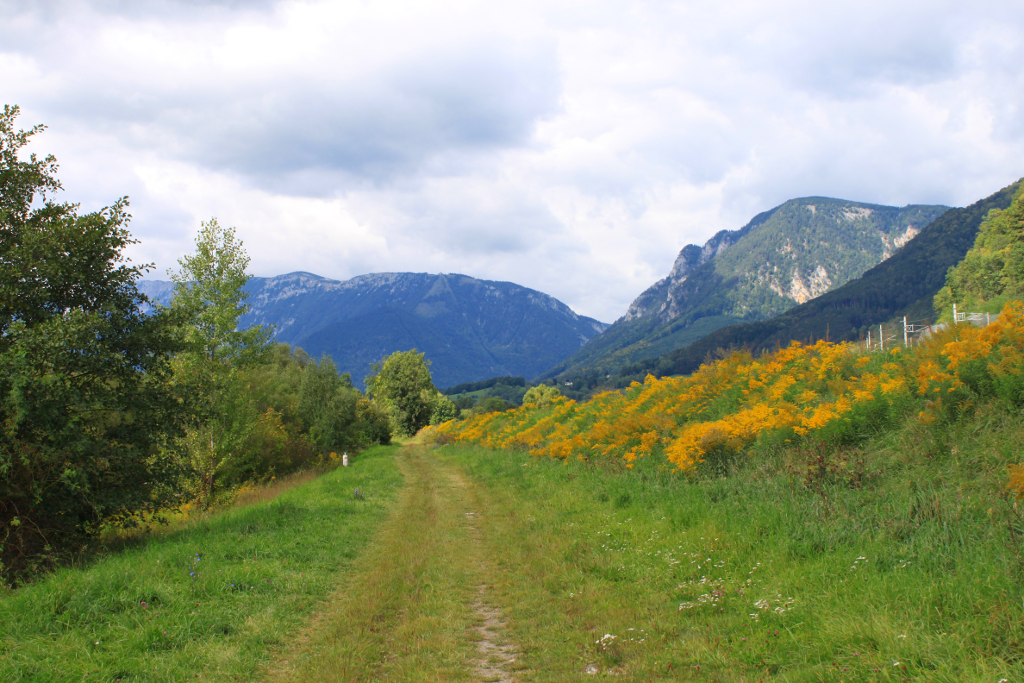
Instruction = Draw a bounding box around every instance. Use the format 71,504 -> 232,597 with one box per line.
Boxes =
615,178 -> 1022,381
540,197 -> 950,380
138,272 -> 607,389
140,182 -> 1022,395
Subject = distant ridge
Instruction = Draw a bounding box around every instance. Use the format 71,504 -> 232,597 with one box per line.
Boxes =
139,271 -> 608,389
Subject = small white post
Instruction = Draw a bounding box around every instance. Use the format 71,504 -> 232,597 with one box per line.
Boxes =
880,324 -> 884,351
342,452 -> 349,467
867,329 -> 871,350
903,316 -> 908,348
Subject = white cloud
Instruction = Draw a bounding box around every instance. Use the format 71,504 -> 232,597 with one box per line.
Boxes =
2,0 -> 1023,322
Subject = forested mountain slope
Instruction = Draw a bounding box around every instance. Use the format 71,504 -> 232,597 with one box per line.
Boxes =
542,198 -> 948,379
620,178 -> 1021,380
934,182 -> 1024,319
139,272 -> 608,389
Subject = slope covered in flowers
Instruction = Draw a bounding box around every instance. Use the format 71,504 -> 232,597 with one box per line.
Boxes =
427,302 -> 1024,475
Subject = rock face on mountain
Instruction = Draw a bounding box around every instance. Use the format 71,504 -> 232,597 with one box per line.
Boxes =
139,272 -> 608,389
542,197 -> 949,379
630,179 -> 1022,380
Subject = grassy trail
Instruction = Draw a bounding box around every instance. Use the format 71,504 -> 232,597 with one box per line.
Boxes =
8,436 -> 1019,681
267,444 -> 521,682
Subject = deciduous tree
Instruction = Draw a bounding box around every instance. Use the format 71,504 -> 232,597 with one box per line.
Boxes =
365,350 -> 437,436
167,219 -> 273,505
0,105 -> 188,582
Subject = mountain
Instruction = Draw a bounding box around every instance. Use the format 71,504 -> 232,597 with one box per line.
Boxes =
138,272 -> 608,389
616,178 -> 1022,381
541,197 -> 950,379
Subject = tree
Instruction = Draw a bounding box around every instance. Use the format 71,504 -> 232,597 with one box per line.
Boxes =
356,397 -> 392,446
168,219 -> 273,505
523,384 -> 562,407
935,183 -> 1024,317
430,392 -> 459,425
297,355 -> 361,453
364,349 -> 437,436
0,105 -> 188,582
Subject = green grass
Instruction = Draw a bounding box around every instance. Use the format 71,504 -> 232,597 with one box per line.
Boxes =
0,445 -> 402,683
438,400 -> 1024,681
6,404 -> 1024,682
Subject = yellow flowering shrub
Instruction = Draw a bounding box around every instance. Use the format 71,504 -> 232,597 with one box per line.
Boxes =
427,302 -> 1024,476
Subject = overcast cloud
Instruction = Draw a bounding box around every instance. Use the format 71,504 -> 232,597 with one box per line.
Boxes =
2,0 -> 1022,321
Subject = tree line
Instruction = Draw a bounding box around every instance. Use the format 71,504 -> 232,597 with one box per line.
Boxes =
0,106 -> 452,585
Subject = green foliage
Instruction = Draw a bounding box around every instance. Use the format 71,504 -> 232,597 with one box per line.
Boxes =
0,105 -> 189,584
473,396 -> 515,415
168,218 -> 273,369
452,395 -> 476,411
935,183 -> 1024,317
365,349 -> 438,436
356,397 -> 392,446
239,342 -> 310,426
226,344 -> 317,481
522,384 -> 561,407
167,219 -> 274,505
443,375 -> 533,408
296,355 -> 362,453
441,376 -> 526,395
429,392 -> 459,425
201,343 -> 390,486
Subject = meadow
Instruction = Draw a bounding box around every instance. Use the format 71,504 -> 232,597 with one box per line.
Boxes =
0,446 -> 402,683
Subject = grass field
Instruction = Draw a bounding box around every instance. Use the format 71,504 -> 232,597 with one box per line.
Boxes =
3,403 -> 1023,682
0,445 -> 402,683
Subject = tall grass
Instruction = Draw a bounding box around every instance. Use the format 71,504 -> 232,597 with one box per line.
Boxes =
0,445 -> 402,683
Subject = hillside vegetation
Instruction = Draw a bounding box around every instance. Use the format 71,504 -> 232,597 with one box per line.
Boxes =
429,300 -> 1024,475
935,182 -> 1024,319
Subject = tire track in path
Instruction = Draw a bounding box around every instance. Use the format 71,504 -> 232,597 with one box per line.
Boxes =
265,444 -> 519,683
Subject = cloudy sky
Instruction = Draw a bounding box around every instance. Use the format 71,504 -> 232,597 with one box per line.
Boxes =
3,0 -> 1023,322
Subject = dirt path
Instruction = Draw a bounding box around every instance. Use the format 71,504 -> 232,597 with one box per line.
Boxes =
266,444 -> 520,683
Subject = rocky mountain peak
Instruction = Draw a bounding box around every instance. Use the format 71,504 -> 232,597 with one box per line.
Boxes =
542,197 -> 949,381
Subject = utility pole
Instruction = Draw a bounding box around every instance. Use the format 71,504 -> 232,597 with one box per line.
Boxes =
903,316 -> 908,348
880,324 -> 884,351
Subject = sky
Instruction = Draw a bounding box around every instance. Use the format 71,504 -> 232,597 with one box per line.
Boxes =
3,0 -> 1023,322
